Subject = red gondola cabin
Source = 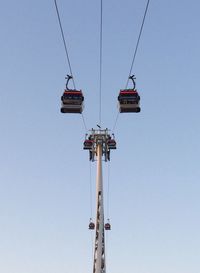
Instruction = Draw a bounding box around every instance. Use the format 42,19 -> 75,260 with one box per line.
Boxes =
89,222 -> 95,230
84,139 -> 93,150
105,223 -> 111,230
107,139 -> 116,149
61,90 -> 84,114
118,89 -> 140,113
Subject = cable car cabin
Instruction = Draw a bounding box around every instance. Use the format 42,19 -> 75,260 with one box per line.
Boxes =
105,223 -> 111,230
118,89 -> 140,113
107,139 -> 116,149
61,90 -> 84,114
84,139 -> 93,150
89,222 -> 95,230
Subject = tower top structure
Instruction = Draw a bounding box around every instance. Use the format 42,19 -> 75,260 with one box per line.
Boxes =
83,128 -> 116,162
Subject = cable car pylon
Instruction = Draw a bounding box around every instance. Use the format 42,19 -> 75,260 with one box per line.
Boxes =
84,128 -> 116,273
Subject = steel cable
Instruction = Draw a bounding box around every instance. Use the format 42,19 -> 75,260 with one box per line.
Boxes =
99,0 -> 103,126
112,0 -> 150,133
89,162 -> 94,261
125,0 -> 150,88
112,112 -> 119,133
106,162 -> 111,219
81,113 -> 88,132
54,0 -> 88,132
89,161 -> 93,219
54,0 -> 76,88
105,162 -> 111,269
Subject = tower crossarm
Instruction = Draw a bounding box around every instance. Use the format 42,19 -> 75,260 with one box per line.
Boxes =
83,128 -> 116,162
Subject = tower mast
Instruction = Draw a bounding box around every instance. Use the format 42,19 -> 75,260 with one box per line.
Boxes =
93,143 -> 105,273
84,128 -> 116,273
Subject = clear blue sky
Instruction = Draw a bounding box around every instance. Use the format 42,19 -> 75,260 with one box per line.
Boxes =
0,1 -> 200,272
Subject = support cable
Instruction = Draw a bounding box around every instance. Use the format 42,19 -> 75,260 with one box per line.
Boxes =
105,232 -> 109,273
54,0 -> 76,89
99,0 -> 103,126
81,113 -> 88,132
112,112 -> 119,133
125,0 -> 150,88
105,162 -> 111,271
54,0 -> 88,132
112,0 -> 150,133
89,162 -> 94,263
90,232 -> 94,268
89,161 -> 93,219
106,162 -> 111,219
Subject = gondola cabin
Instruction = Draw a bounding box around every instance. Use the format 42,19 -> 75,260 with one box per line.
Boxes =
107,139 -> 116,149
118,89 -> 140,113
84,139 -> 93,150
105,223 -> 111,230
61,89 -> 84,114
89,222 -> 95,230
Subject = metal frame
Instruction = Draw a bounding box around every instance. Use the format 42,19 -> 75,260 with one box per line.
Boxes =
86,128 -> 112,162
84,128 -> 116,273
93,144 -> 105,273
